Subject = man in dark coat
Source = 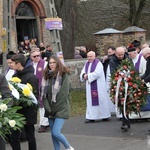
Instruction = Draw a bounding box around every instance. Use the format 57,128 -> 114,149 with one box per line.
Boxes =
41,44 -> 53,60
141,47 -> 150,132
102,46 -> 116,78
10,54 -> 39,150
109,46 -> 129,74
0,74 -> 12,150
141,47 -> 150,82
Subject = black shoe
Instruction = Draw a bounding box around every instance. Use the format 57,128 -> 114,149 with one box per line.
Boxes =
148,129 -> 150,132
121,125 -> 130,131
84,119 -> 95,123
38,126 -> 46,133
102,118 -> 110,121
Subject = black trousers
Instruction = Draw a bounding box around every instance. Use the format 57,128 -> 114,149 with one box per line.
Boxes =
0,136 -> 5,150
9,125 -> 36,150
122,110 -> 130,127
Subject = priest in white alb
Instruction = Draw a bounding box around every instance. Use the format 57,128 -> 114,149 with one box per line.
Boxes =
80,51 -> 111,123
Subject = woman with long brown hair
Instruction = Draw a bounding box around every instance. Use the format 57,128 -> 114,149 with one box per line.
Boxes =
41,55 -> 74,150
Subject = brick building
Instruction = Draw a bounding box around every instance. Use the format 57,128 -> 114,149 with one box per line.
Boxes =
0,0 -> 61,72
94,26 -> 146,55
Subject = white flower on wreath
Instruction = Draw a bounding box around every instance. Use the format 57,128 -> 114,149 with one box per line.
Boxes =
9,120 -> 16,127
0,104 -> 8,112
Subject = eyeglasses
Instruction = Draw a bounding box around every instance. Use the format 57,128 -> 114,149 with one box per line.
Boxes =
49,61 -> 56,65
32,55 -> 40,58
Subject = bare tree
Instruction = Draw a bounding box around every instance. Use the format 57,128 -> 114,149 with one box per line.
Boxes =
55,0 -> 77,59
128,0 -> 147,26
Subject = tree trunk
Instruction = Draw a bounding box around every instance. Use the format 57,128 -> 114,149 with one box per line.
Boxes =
55,0 -> 77,59
128,0 -> 147,26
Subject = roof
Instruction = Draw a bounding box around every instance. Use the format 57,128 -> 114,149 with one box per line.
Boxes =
123,26 -> 146,33
94,28 -> 122,35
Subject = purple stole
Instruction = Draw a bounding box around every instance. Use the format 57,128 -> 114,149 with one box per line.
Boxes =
35,59 -> 45,107
135,54 -> 142,72
85,59 -> 99,106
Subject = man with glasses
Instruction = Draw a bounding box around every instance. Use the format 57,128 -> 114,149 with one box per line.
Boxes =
30,48 -> 49,133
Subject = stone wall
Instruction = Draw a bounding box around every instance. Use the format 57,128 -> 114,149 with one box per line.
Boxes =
65,59 -> 87,90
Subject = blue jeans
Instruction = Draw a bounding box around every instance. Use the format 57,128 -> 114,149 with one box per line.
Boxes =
48,118 -> 70,150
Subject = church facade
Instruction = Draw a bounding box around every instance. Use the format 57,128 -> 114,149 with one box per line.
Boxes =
0,0 -> 61,71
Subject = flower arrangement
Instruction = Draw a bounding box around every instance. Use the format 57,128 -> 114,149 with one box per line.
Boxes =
9,77 -> 38,107
110,58 -> 147,115
0,98 -> 25,139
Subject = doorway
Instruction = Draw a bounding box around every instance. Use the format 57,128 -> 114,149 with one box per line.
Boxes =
15,1 -> 38,44
16,19 -> 37,43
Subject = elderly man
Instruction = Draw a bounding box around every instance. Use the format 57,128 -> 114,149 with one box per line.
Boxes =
30,48 -> 49,133
109,46 -> 129,74
127,46 -> 146,76
142,43 -> 149,50
109,46 -> 131,119
80,51 -> 111,123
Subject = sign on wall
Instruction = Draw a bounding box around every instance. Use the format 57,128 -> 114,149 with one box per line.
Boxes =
45,18 -> 63,30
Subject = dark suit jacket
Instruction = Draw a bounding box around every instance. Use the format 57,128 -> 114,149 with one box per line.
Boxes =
141,57 -> 150,83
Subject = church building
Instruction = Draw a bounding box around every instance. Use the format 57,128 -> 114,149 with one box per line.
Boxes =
0,0 -> 61,71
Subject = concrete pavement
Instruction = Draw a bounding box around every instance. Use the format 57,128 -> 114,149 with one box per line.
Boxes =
6,115 -> 150,150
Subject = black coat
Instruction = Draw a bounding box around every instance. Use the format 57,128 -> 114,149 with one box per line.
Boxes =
13,65 -> 39,125
141,57 -> 150,83
102,54 -> 114,78
109,53 -> 129,74
0,74 -> 12,99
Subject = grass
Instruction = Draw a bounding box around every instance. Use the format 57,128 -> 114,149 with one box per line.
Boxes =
70,90 -> 86,117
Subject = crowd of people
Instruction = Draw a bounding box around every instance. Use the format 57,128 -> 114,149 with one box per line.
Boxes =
80,40 -> 150,131
1,39 -> 150,150
1,43 -> 74,150
17,39 -> 53,61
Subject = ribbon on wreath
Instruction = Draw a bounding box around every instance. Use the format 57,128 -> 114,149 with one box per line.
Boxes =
115,70 -> 130,119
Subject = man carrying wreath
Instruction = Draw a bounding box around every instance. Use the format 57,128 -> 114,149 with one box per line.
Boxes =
10,54 -> 39,150
109,48 -> 147,131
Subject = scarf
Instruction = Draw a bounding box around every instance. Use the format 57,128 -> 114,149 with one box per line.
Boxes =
52,72 -> 62,103
85,59 -> 99,106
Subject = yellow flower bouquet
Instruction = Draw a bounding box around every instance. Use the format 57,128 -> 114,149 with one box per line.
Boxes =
0,98 -> 25,139
9,77 -> 38,107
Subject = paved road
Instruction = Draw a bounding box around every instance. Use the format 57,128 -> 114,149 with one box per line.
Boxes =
6,114 -> 150,150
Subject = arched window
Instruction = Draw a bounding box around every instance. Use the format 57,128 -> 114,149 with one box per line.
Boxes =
15,2 -> 35,17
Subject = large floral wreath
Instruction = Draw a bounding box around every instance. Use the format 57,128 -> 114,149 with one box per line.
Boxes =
110,58 -> 147,116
